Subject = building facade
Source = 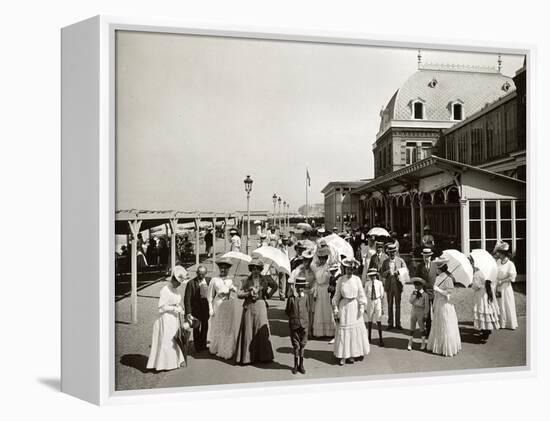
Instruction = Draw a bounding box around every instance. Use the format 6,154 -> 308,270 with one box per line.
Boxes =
321,181 -> 368,231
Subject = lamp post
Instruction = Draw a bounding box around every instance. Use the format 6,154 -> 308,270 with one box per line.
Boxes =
283,201 -> 286,233
278,196 -> 282,232
272,193 -> 277,230
286,203 -> 290,230
244,175 -> 253,254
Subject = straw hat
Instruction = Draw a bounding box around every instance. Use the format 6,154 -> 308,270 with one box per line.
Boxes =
328,263 -> 340,272
375,241 -> 384,248
424,225 -> 431,231
216,257 -> 233,268
412,278 -> 425,286
341,257 -> 360,268
229,228 -> 238,235
167,265 -> 189,283
386,244 -> 397,253
421,248 -> 433,256
367,268 -> 379,277
302,249 -> 315,259
317,227 -> 326,234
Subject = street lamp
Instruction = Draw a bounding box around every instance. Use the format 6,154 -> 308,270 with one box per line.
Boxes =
283,201 -> 286,233
272,193 -> 277,230
244,175 -> 253,254
286,203 -> 290,230
278,196 -> 282,232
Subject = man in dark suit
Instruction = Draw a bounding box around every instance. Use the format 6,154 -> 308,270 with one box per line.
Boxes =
368,241 -> 388,272
285,273 -> 310,375
415,248 -> 437,336
184,265 -> 211,352
380,244 -> 407,330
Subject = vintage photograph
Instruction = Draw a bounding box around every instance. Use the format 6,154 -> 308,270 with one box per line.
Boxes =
114,30 -> 527,391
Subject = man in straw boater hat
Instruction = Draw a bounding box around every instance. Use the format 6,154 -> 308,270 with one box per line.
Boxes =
364,268 -> 385,346
380,243 -> 407,330
407,278 -> 430,351
184,265 -> 211,352
285,270 -> 310,374
229,228 -> 241,252
415,248 -> 437,336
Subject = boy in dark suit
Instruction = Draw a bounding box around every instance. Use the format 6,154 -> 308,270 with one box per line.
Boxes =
285,271 -> 310,375
184,265 -> 211,352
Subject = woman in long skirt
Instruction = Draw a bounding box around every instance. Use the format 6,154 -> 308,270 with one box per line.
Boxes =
332,257 -> 370,365
469,256 -> 500,342
427,257 -> 461,357
147,266 -> 188,371
235,258 -> 278,365
312,246 -> 336,338
208,257 -> 241,359
495,242 -> 518,330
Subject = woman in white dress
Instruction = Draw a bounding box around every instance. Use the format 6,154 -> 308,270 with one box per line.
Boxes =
427,257 -> 461,357
311,246 -> 336,338
495,242 -> 518,330
469,256 -> 500,342
207,257 -> 241,359
147,266 -> 188,371
332,257 -> 370,365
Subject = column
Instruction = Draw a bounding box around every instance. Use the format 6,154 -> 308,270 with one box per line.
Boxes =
419,195 -> 425,244
212,217 -> 217,272
460,198 -> 470,254
384,197 -> 389,227
410,195 -> 416,252
128,219 -> 142,324
195,217 -> 201,266
389,197 -> 394,232
169,218 -> 178,274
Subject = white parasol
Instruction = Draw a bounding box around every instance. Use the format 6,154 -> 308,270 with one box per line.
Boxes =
323,233 -> 354,259
441,249 -> 473,287
251,245 -> 291,276
367,227 -> 390,237
296,222 -> 312,231
221,251 -> 252,264
469,249 -> 497,283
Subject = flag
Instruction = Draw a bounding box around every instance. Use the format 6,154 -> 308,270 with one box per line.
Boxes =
306,169 -> 311,187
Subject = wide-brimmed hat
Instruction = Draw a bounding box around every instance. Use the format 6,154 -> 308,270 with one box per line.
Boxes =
341,257 -> 360,268
317,227 -> 326,234
421,248 -> 433,256
375,241 -> 384,248
248,257 -> 264,269
294,240 -> 305,250
386,244 -> 397,253
328,263 -> 340,272
333,227 -> 339,231
167,265 -> 189,283
229,228 -> 238,234
216,257 -> 233,268
424,225 -> 431,231
367,268 -> 379,277
433,256 -> 449,266
302,248 -> 315,259
316,247 -> 330,257
494,241 -> 510,252
413,278 -> 425,286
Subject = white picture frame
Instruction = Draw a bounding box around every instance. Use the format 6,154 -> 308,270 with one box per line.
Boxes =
61,15 -> 534,406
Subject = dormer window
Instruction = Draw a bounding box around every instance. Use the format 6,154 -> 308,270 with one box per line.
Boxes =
412,101 -> 424,119
428,78 -> 438,88
452,103 -> 463,121
502,81 -> 511,92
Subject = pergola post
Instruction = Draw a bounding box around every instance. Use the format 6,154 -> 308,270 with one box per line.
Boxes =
460,198 -> 470,254
224,216 -> 229,252
169,218 -> 178,274
128,219 -> 142,324
410,195 -> 416,252
384,196 -> 389,226
195,216 -> 201,267
212,217 -> 217,273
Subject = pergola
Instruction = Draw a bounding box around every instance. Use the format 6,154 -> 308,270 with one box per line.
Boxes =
115,210 -> 236,323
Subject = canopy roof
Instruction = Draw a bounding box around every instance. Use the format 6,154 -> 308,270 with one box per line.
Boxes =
115,210 -> 236,235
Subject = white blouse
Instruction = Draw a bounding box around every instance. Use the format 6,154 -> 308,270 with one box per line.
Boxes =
497,259 -> 517,287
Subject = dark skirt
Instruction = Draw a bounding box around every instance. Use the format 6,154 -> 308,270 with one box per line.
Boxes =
235,299 -> 274,364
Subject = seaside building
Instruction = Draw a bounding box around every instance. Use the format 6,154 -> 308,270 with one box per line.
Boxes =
321,181 -> 369,231
323,54 -> 527,274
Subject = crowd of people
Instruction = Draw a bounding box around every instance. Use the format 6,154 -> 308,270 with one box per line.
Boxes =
145,224 -> 519,377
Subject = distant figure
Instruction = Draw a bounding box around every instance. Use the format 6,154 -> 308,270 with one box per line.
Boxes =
229,229 -> 241,252
422,225 -> 435,250
158,237 -> 169,267
204,228 -> 214,257
267,227 -> 278,247
415,248 -> 437,336
146,237 -> 158,266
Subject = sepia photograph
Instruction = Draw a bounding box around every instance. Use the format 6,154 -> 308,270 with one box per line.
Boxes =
113,30 -> 527,391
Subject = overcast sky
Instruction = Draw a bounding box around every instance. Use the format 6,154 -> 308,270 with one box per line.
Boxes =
116,31 -> 523,214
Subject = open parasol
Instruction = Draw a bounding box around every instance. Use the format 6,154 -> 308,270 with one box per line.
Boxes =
252,245 -> 291,276
469,249 -> 497,283
441,249 -> 473,287
296,222 -> 313,231
221,251 -> 252,264
367,227 -> 390,237
323,233 -> 354,260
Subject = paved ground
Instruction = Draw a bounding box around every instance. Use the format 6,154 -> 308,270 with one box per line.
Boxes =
115,237 -> 527,391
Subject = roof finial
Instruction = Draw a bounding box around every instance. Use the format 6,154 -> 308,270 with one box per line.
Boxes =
497,53 -> 502,72
417,49 -> 422,68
